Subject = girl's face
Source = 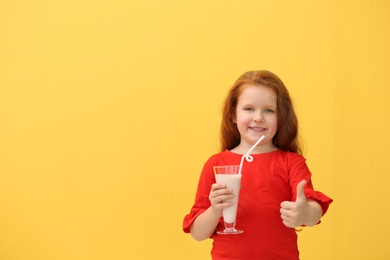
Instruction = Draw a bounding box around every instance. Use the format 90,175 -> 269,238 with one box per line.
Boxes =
233,84 -> 278,153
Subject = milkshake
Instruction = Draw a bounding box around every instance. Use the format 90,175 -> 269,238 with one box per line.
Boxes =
215,173 -> 241,223
214,165 -> 243,234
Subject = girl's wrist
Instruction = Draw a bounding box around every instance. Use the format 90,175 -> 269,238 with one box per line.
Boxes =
208,206 -> 223,220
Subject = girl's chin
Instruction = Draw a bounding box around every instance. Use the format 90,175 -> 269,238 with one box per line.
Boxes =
250,134 -> 267,142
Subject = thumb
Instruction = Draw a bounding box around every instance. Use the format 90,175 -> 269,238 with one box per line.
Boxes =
296,180 -> 307,202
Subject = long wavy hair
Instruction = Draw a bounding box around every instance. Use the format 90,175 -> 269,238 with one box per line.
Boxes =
220,70 -> 302,154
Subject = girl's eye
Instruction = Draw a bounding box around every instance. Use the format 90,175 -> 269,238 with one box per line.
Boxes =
265,109 -> 275,113
244,107 -> 254,111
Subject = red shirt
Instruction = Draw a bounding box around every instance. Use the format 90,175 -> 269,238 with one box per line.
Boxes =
183,150 -> 332,259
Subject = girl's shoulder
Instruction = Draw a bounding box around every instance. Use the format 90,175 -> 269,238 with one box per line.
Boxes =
277,149 -> 305,159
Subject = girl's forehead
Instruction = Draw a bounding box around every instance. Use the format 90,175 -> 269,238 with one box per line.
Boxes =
238,84 -> 277,102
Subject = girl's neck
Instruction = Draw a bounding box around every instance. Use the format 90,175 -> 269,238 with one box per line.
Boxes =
230,143 -> 278,155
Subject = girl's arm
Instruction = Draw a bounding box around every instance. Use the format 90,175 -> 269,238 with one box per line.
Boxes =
190,183 -> 234,241
280,180 -> 323,228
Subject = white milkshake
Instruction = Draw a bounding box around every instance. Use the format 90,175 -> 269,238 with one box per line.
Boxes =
215,173 -> 242,223
214,165 -> 243,234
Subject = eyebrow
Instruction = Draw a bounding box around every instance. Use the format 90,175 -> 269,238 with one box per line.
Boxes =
240,103 -> 277,108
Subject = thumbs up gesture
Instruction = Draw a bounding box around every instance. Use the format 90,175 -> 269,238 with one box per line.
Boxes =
280,180 -> 322,228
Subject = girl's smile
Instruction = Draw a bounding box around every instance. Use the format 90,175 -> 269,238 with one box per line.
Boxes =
249,127 -> 266,132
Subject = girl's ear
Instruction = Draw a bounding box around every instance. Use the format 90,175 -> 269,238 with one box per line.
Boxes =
231,109 -> 237,123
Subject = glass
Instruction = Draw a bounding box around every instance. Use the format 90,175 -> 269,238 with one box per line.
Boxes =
213,165 -> 243,234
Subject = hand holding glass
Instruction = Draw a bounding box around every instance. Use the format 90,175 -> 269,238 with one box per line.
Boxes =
214,165 -> 243,234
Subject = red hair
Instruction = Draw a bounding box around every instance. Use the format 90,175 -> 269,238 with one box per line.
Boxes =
220,70 -> 301,154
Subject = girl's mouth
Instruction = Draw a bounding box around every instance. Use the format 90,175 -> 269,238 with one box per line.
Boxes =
249,127 -> 266,132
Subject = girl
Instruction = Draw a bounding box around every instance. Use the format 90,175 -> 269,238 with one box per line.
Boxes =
183,70 -> 332,259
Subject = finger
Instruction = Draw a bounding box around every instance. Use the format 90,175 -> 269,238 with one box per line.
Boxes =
281,212 -> 294,227
210,183 -> 228,198
212,187 -> 233,198
209,183 -> 228,203
279,208 -> 290,216
281,212 -> 299,228
282,219 -> 295,228
211,197 -> 234,211
280,207 -> 296,220
280,201 -> 294,210
211,182 -> 226,191
210,189 -> 234,204
280,207 -> 297,228
296,180 -> 307,202
216,194 -> 235,203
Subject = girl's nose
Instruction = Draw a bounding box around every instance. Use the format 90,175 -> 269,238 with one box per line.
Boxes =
253,111 -> 263,122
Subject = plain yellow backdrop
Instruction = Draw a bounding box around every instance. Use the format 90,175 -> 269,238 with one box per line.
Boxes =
1,1 -> 390,259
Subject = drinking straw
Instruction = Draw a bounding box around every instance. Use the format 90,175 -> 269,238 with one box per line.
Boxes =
238,135 -> 265,175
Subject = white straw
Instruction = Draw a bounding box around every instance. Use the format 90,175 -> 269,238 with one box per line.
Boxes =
238,135 -> 265,175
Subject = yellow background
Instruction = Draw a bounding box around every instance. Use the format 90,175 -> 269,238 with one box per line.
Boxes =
1,1 -> 390,259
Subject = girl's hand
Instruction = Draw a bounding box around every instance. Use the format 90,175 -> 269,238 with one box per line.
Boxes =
280,180 -> 321,228
208,183 -> 235,217
190,183 -> 236,241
